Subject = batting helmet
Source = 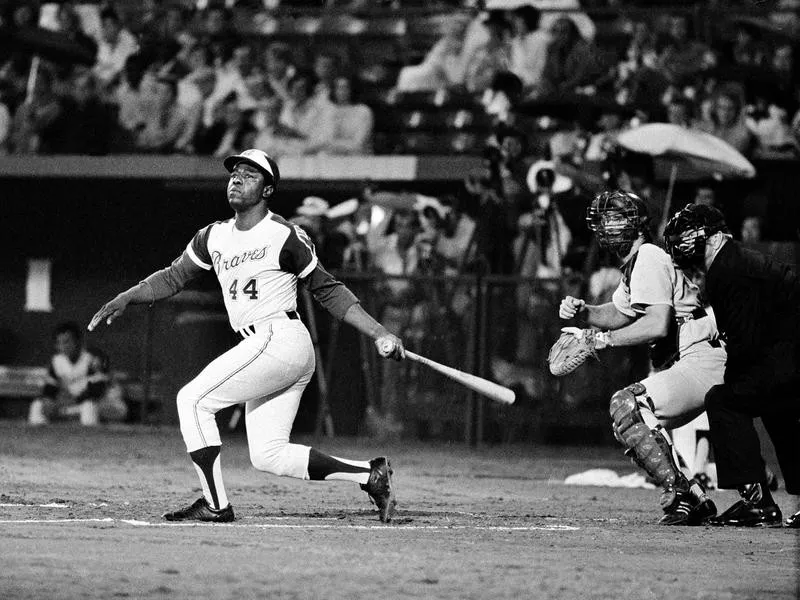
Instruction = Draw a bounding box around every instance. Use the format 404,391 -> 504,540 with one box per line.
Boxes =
586,190 -> 649,256
224,149 -> 281,190
663,204 -> 729,269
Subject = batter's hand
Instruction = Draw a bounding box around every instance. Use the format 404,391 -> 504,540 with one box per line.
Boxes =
559,296 -> 586,320
88,293 -> 131,331
375,333 -> 405,361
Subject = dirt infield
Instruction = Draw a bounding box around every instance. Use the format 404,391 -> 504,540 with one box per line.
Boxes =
0,421 -> 797,600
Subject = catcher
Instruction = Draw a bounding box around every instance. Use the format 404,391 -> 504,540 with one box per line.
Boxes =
555,190 -> 725,525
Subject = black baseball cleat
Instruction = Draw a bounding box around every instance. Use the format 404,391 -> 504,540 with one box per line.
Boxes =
784,510 -> 800,528
707,500 -> 783,527
162,497 -> 235,523
360,456 -> 397,523
659,479 -> 717,526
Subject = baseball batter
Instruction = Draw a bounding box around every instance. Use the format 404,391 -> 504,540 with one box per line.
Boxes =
558,190 -> 724,525
89,149 -> 404,523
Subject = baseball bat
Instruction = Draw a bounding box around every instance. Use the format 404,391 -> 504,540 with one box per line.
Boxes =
404,350 -> 516,405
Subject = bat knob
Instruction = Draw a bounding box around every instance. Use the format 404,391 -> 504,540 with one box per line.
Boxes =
379,339 -> 394,354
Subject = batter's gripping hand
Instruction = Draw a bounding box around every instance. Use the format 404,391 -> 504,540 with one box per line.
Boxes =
559,296 -> 586,320
88,294 -> 131,331
547,327 -> 603,376
375,333 -> 405,361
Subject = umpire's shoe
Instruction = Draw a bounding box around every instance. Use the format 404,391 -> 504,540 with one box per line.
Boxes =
361,456 -> 397,523
162,497 -> 235,523
659,479 -> 717,526
708,500 -> 782,527
785,510 -> 800,528
707,483 -> 782,527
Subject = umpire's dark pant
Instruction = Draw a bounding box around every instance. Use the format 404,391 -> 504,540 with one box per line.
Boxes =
705,349 -> 800,495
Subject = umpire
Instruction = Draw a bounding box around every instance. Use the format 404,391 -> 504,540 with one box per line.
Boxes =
664,205 -> 800,528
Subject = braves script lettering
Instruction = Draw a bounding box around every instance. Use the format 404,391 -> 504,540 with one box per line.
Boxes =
212,245 -> 270,274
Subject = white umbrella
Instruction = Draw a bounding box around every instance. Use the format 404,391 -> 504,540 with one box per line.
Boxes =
615,123 -> 756,181
615,123 -> 757,233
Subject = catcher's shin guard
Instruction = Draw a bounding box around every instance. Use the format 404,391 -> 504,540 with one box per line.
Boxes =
609,383 -> 688,508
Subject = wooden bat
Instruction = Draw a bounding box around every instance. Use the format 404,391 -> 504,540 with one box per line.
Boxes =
404,349 -> 516,405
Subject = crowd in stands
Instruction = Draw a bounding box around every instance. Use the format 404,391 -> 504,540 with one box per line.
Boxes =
1,0 -> 800,160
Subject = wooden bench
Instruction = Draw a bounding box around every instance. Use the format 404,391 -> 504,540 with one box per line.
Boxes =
0,366 -> 166,423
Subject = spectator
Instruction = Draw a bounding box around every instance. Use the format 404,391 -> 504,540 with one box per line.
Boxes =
694,83 -> 755,156
665,95 -> 695,127
206,44 -> 258,124
175,66 -> 217,153
279,70 -> 336,155
725,21 -> 769,68
395,13 -> 471,92
8,65 -> 64,154
657,14 -> 712,86
54,2 -> 98,66
139,2 -> 190,51
93,7 -> 139,94
536,17 -> 601,98
368,208 -> 426,438
751,103 -> 799,158
324,75 -> 373,155
618,41 -> 669,109
134,76 -> 188,153
196,5 -> 238,67
193,92 -> 256,157
251,94 -> 305,159
693,181 -> 718,208
312,50 -> 342,102
481,70 -> 524,126
740,215 -> 764,243
508,5 -> 550,95
115,53 -> 153,139
28,322 -> 127,427
262,42 -> 297,103
463,10 -> 513,95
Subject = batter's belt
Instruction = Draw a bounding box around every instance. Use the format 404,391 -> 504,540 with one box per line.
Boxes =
238,311 -> 299,339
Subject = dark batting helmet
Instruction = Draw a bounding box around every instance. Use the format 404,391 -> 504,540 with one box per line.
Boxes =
586,190 -> 649,256
663,204 -> 729,269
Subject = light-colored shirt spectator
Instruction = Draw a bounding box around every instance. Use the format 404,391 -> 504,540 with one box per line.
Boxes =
508,5 -> 550,90
93,8 -> 139,91
279,72 -> 336,155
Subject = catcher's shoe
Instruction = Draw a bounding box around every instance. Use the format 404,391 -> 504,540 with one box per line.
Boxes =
659,479 -> 716,526
360,456 -> 396,523
162,497 -> 235,523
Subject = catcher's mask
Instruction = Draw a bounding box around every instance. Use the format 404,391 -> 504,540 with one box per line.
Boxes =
586,190 -> 649,256
663,204 -> 729,270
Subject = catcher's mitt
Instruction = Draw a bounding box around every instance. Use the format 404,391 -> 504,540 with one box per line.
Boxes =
547,328 -> 599,376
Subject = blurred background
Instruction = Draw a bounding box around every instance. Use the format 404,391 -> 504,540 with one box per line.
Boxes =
1,0 -> 799,446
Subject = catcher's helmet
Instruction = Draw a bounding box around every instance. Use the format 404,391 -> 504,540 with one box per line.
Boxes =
586,190 -> 649,256
663,204 -> 728,269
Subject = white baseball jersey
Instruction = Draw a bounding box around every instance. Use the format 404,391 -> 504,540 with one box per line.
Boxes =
184,211 -> 317,332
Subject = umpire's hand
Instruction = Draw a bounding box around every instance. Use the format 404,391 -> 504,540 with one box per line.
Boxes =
88,293 -> 131,331
375,333 -> 405,361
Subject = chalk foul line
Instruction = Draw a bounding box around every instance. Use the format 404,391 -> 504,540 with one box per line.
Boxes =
0,517 -> 579,531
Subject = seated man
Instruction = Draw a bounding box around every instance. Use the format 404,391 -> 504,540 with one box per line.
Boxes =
28,322 -> 127,426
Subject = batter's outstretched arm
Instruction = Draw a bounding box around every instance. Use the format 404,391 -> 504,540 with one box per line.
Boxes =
88,253 -> 204,331
302,264 -> 405,360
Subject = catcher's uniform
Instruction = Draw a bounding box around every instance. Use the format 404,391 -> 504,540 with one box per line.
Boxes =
613,243 -> 726,429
